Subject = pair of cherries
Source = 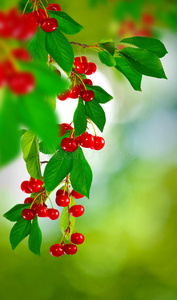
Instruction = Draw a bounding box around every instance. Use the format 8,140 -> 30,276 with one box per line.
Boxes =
55,189 -> 84,217
21,178 -> 43,194
22,203 -> 59,221
74,56 -> 97,75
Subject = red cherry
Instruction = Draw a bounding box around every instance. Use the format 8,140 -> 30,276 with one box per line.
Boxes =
56,189 -> 68,197
3,60 -> 15,81
92,136 -> 105,150
68,86 -> 81,99
50,244 -> 64,257
69,205 -> 85,217
71,190 -> 84,199
63,244 -> 77,255
0,64 -> 7,87
80,90 -> 94,102
25,12 -> 40,27
74,56 -> 87,66
33,9 -> 48,22
61,123 -> 73,131
13,14 -> 37,41
56,194 -> 70,207
12,48 -> 31,61
58,124 -> 66,137
83,79 -> 93,85
22,208 -> 36,220
133,28 -> 152,37
8,72 -> 35,95
24,197 -> 34,204
85,62 -> 97,75
57,91 -> 69,101
47,208 -> 60,220
75,62 -> 89,74
28,179 -> 43,193
36,205 -> 48,217
71,233 -> 85,244
79,133 -> 94,148
47,3 -> 61,11
61,138 -> 78,152
41,18 -> 58,32
21,181 -> 32,193
142,13 -> 155,25
31,202 -> 38,210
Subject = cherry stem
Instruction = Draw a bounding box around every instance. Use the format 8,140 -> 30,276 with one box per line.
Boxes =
66,175 -> 71,232
88,118 -> 97,136
40,161 -> 49,164
70,42 -> 89,49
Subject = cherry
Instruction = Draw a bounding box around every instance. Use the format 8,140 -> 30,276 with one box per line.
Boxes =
92,136 -> 105,150
83,79 -> 93,85
71,190 -> 84,199
142,13 -> 155,25
61,138 -> 78,152
56,189 -> 68,197
50,244 -> 64,257
24,197 -> 34,204
75,62 -> 89,74
21,181 -> 32,193
58,124 -> 66,137
56,194 -> 70,207
57,91 -> 69,101
79,132 -> 94,148
61,123 -> 73,131
74,56 -> 87,66
85,62 -> 97,75
28,179 -> 43,193
41,18 -> 58,32
25,12 -> 40,27
22,208 -> 36,220
69,205 -> 85,217
0,64 -> 7,87
71,233 -> 85,245
33,9 -> 48,22
12,48 -> 31,61
134,28 -> 152,37
8,72 -> 35,95
36,205 -> 48,217
68,86 -> 81,99
63,244 -> 77,255
14,14 -> 37,41
47,3 -> 61,11
31,202 -> 38,210
48,208 -> 60,220
80,90 -> 94,102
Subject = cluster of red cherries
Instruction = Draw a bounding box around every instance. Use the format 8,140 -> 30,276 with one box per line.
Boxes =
58,56 -> 97,102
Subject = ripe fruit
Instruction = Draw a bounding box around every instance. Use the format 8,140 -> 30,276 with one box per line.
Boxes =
61,138 -> 78,152
63,244 -> 77,255
47,3 -> 61,11
68,86 -> 81,99
80,90 -> 94,102
85,62 -> 97,75
12,48 -> 31,61
50,244 -> 64,257
8,72 -> 35,95
48,208 -> 60,220
61,123 -> 73,131
33,9 -> 47,22
79,133 -> 94,148
25,12 -> 40,27
142,13 -> 155,25
56,189 -> 68,197
75,62 -> 89,74
56,194 -> 70,207
92,136 -> 105,150
74,56 -> 87,66
71,190 -> 84,199
69,205 -> 85,217
57,91 -> 69,101
83,79 -> 93,85
21,181 -> 32,193
36,205 -> 48,217
71,233 -> 85,244
28,179 -> 43,193
22,208 -> 36,220
24,197 -> 33,204
58,124 -> 66,137
41,18 -> 58,32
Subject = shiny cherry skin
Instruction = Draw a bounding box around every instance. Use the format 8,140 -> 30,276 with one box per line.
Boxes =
83,79 -> 93,85
71,190 -> 84,199
71,233 -> 85,245
85,62 -> 97,75
26,12 -> 40,27
12,48 -> 31,61
74,56 -> 87,66
22,208 -> 36,220
68,86 -> 80,99
56,189 -> 68,197
63,244 -> 77,255
75,62 -> 89,74
47,208 -> 60,220
79,133 -> 94,148
33,9 -> 47,22
21,181 -> 32,193
28,179 -> 43,193
47,3 -> 61,11
93,136 -> 105,150
50,244 -> 64,257
61,123 -> 73,131
80,90 -> 94,102
24,197 -> 34,204
56,194 -> 70,207
8,72 -> 35,95
57,91 -> 69,101
61,138 -> 78,152
41,18 -> 58,32
69,205 -> 85,217
36,205 -> 48,217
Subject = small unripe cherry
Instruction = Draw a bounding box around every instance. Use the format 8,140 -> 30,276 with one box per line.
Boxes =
71,233 -> 85,245
61,138 -> 78,152
71,190 -> 84,199
85,62 -> 97,75
56,194 -> 70,207
22,208 -> 36,220
80,90 -> 94,102
24,197 -> 34,204
47,3 -> 61,11
79,132 -> 94,148
63,244 -> 77,255
50,244 -> 64,257
47,208 -> 59,220
69,205 -> 85,217
21,181 -> 32,193
36,205 -> 48,217
28,179 -> 43,193
41,18 -> 58,32
92,136 -> 105,150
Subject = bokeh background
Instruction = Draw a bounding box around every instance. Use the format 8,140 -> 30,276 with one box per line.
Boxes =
1,0 -> 177,299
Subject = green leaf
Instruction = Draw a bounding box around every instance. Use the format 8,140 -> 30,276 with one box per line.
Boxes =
86,85 -> 113,104
85,100 -> 106,132
120,36 -> 168,58
0,89 -> 20,167
73,98 -> 87,137
44,147 -> 73,192
98,41 -> 116,55
21,130 -> 42,179
4,204 -> 31,222
18,91 -> 58,148
19,129 -> 27,138
39,131 -> 71,154
60,196 -> 75,240
28,216 -> 42,256
70,147 -> 93,198
46,95 -> 56,111
10,217 -> 31,250
120,47 -> 167,79
45,28 -> 74,73
48,11 -> 83,35
114,52 -> 142,91
27,27 -> 48,62
98,51 -> 116,67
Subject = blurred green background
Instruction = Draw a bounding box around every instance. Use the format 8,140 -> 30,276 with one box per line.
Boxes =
1,1 -> 177,299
